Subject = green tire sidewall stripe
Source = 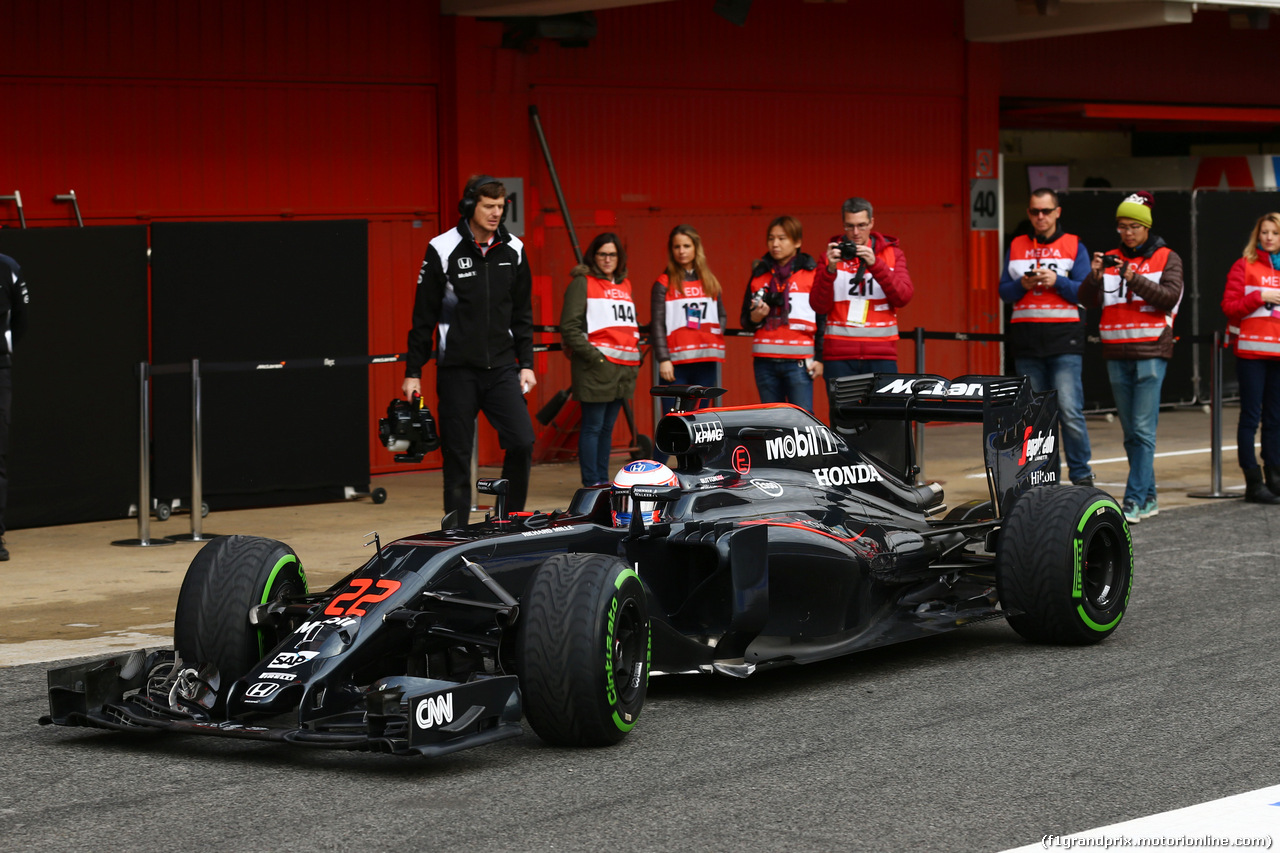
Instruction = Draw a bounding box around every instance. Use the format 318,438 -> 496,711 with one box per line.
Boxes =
1072,498 -> 1132,632
609,566 -> 648,733
257,553 -> 304,657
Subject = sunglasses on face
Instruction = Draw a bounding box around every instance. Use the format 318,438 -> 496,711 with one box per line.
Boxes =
1028,208 -> 1058,217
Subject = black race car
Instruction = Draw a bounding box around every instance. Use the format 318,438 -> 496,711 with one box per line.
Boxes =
41,373 -> 1133,757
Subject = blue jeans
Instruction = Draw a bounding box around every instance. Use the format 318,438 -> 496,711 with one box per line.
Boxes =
823,359 -> 898,422
754,357 -> 813,411
578,399 -> 624,486
1106,358 -> 1167,505
1234,357 -> 1280,471
1015,354 -> 1093,483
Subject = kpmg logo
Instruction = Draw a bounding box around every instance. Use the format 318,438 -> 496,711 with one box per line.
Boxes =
691,419 -> 724,445
458,257 -> 473,270
416,693 -> 455,729
765,426 -> 837,461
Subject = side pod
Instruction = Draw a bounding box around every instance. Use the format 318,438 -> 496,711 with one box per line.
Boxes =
713,523 -> 769,663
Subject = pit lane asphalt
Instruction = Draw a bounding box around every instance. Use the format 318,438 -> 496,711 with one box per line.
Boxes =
3,498 -> 1279,852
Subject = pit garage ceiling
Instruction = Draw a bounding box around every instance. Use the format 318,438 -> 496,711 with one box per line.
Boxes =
442,0 -> 1280,43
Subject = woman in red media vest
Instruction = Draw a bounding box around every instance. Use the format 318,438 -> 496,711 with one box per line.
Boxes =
650,224 -> 727,418
1222,211 -> 1280,503
560,232 -> 641,487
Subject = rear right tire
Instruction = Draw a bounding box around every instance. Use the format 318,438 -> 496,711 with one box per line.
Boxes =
997,486 -> 1132,644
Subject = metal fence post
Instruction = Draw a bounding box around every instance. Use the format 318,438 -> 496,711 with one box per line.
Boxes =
1188,330 -> 1239,500
169,358 -> 223,541
914,327 -> 926,484
112,362 -> 175,547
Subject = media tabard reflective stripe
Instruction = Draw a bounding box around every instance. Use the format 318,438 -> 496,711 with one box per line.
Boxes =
1011,307 -> 1081,321
825,324 -> 899,338
595,345 -> 641,363
753,341 -> 814,357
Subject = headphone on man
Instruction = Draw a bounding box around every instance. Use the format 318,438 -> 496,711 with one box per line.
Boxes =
457,174 -> 507,222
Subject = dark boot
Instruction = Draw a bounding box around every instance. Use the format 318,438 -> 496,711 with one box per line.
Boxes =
1266,466 -> 1280,496
1244,467 -> 1280,504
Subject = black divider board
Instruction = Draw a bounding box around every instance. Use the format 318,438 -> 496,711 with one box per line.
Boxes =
1192,190 -> 1280,400
151,221 -> 369,509
0,226 -> 149,528
1042,190 -> 1194,409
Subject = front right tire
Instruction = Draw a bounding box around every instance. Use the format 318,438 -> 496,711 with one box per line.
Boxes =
517,553 -> 650,747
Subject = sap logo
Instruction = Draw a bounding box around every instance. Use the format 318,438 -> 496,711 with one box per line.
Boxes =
813,464 -> 883,488
244,682 -> 280,700
764,426 -> 837,460
691,419 -> 724,445
1019,428 -> 1056,465
458,257 -> 473,270
268,651 -> 319,669
255,672 -> 297,682
876,378 -> 984,398
456,270 -> 477,279
1030,469 -> 1057,486
416,693 -> 454,729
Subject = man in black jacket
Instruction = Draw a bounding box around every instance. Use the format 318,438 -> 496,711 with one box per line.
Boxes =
402,176 -> 537,524
0,253 -> 29,560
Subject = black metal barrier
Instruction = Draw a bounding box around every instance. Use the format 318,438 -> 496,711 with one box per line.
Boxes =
113,323 -> 1241,545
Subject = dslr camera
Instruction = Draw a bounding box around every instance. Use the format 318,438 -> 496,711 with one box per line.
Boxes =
753,287 -> 787,309
1102,255 -> 1125,269
837,240 -> 860,261
379,394 -> 440,463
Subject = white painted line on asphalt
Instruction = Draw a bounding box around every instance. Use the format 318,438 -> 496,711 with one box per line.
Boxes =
965,444 -> 1248,479
0,629 -> 173,667
1001,784 -> 1280,851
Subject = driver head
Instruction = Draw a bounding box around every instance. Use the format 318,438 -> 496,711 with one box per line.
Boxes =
610,460 -> 677,527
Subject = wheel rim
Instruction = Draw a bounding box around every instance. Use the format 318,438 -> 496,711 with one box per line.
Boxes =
611,598 -> 645,706
1083,526 -> 1122,609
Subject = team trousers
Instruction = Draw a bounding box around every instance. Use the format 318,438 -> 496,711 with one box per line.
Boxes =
436,364 -> 535,524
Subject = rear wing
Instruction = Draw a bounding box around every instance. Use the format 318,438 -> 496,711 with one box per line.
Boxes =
830,373 -> 1060,518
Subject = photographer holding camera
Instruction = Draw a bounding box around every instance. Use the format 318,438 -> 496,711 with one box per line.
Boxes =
740,216 -> 823,411
999,188 -> 1095,489
809,197 -> 914,407
1078,191 -> 1184,524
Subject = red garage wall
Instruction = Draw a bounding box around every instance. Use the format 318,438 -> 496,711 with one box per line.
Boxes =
509,0 -> 1001,443
0,0 -> 441,475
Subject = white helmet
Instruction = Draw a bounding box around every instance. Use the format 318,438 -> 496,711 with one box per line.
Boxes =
611,460 -> 678,526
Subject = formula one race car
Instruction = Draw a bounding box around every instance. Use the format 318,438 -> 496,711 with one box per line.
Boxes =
41,373 -> 1133,757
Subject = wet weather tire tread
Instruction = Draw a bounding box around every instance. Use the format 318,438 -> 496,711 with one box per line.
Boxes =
518,553 -> 648,747
173,535 -> 304,689
997,486 -> 1131,645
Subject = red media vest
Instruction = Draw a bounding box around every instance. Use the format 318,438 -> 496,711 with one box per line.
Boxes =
1099,247 -> 1177,345
584,275 -> 641,364
746,266 -> 818,358
1007,233 -> 1083,324
1236,259 -> 1280,360
824,242 -> 899,344
660,274 -> 724,363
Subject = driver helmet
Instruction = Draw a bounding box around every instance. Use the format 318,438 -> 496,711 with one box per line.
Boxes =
611,460 -> 677,527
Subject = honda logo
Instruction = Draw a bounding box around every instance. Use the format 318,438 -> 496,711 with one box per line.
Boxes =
244,682 -> 280,699
458,257 -> 473,270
